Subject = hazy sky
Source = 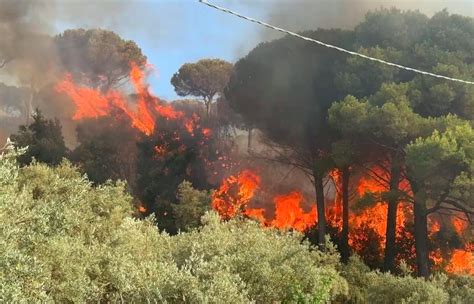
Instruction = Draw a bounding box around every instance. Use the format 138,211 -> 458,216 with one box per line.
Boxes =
54,0 -> 266,100
52,0 -> 474,100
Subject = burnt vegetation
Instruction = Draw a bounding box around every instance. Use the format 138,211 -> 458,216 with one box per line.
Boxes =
1,2 -> 473,302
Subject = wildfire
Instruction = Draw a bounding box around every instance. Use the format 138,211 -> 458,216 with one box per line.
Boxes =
138,204 -> 146,213
271,191 -> 316,232
213,168 -> 472,274
445,248 -> 474,275
56,59 -> 472,275
212,170 -> 316,232
211,169 -> 260,219
55,62 -> 199,137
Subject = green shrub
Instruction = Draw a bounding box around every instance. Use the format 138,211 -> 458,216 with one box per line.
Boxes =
341,256 -> 450,304
171,213 -> 348,303
444,274 -> 474,304
172,180 -> 211,231
0,147 -> 347,303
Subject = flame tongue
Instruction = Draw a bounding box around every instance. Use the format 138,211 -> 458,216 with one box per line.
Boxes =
211,169 -> 260,219
271,191 -> 316,232
55,61 -> 198,137
55,74 -> 112,120
212,170 -> 316,232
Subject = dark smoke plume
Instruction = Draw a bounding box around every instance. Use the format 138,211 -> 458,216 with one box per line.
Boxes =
0,0 -> 58,87
234,0 -> 474,56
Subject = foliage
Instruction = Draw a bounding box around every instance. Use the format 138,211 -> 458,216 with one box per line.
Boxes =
172,181 -> 211,231
10,109 -> 67,166
0,148 -> 348,302
71,116 -> 139,187
340,256 -> 450,304
170,214 -> 348,303
136,117 -> 216,234
55,28 -> 147,90
444,274 -> 474,303
405,121 -> 474,216
171,59 -> 233,116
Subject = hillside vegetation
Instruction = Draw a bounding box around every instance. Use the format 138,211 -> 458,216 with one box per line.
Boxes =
1,146 -> 472,303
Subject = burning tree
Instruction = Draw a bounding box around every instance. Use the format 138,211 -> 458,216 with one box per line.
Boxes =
55,29 -> 147,91
330,88 -> 474,277
225,8 -> 474,277
329,85 -> 432,272
405,122 -> 474,277
226,29 -> 355,247
56,60 -> 218,233
136,114 -> 216,233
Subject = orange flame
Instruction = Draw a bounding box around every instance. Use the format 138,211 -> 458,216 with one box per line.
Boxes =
445,248 -> 474,275
452,218 -> 468,235
211,170 -> 260,219
55,61 -> 199,137
213,167 -> 472,274
212,170 -> 316,232
271,191 -> 316,232
138,204 -> 146,213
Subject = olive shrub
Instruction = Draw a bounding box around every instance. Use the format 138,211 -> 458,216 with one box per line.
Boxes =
0,147 -> 347,303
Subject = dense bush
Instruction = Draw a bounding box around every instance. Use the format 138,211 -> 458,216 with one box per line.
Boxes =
0,147 -> 347,302
339,256 -> 474,304
172,181 -> 211,231
1,147 -> 472,303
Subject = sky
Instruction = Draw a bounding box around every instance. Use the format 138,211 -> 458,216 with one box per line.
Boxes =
52,0 -> 474,101
54,0 -> 268,101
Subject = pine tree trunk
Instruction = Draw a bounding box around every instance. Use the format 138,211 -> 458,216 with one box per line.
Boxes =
383,162 -> 401,272
205,100 -> 211,119
25,88 -> 35,124
340,166 -> 350,263
414,201 -> 430,278
247,127 -> 252,152
314,173 -> 326,248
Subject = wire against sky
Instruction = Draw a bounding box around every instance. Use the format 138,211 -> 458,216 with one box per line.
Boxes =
199,0 -> 474,85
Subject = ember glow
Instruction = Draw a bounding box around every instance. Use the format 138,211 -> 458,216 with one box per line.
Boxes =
138,204 -> 146,213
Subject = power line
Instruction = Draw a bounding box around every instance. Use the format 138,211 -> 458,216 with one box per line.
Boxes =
199,0 -> 474,85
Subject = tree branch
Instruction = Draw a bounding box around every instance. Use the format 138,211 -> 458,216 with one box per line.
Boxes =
361,164 -> 390,187
427,190 -> 451,214
443,198 -> 474,215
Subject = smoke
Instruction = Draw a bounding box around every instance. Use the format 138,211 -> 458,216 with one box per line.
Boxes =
1,0 -> 472,145
0,0 -> 153,145
0,0 -> 58,87
238,0 -> 474,50
0,0 -> 146,87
